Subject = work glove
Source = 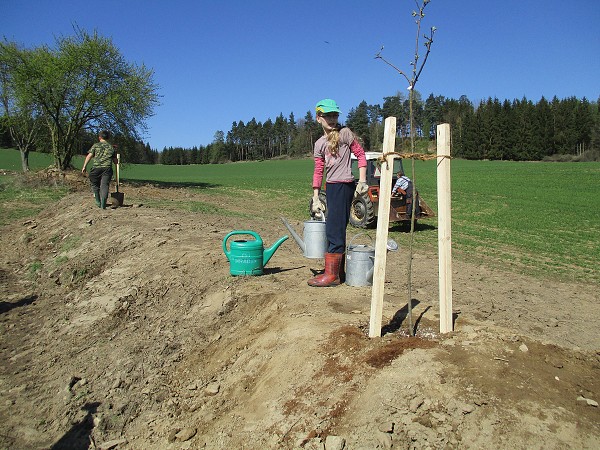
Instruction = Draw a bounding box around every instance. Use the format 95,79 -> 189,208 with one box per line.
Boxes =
355,181 -> 369,196
311,197 -> 325,215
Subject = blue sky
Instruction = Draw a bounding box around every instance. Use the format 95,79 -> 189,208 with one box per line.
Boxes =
2,0 -> 599,151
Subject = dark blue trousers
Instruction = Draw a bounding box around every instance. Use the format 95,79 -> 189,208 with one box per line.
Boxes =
325,182 -> 355,253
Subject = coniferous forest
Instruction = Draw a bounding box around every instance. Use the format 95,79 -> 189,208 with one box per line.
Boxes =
159,92 -> 599,165
2,92 -> 598,165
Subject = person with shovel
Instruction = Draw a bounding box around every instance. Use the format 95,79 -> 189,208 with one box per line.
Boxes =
81,130 -> 118,209
309,99 -> 367,287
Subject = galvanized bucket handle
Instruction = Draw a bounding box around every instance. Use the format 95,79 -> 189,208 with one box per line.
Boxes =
347,232 -> 374,251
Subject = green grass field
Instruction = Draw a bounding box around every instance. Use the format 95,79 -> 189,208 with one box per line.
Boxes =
2,148 -> 599,283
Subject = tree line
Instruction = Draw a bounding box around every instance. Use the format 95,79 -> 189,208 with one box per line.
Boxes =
158,93 -> 599,165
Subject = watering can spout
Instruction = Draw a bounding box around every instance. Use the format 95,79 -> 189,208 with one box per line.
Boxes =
280,217 -> 306,253
263,235 -> 289,266
367,261 -> 375,283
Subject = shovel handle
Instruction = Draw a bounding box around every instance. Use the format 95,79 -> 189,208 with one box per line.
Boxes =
115,154 -> 120,191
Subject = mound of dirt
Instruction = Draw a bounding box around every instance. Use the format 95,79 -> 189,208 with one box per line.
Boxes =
1,179 -> 599,449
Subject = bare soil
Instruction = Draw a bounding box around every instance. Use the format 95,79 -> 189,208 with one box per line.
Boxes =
1,172 -> 599,450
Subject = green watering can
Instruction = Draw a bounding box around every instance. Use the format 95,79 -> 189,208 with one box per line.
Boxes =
223,230 -> 288,276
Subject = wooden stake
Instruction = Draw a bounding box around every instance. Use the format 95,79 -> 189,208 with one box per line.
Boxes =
369,117 -> 397,338
436,124 -> 453,333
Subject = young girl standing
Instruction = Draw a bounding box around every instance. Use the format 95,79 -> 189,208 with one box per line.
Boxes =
309,99 -> 368,287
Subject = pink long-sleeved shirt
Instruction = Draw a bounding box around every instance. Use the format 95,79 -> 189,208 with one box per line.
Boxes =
312,127 -> 367,189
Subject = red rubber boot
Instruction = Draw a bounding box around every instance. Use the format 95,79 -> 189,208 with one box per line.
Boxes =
308,253 -> 343,287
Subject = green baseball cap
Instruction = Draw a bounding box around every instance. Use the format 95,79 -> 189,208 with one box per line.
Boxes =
315,99 -> 341,114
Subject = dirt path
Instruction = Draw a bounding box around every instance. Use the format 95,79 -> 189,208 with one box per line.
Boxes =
1,178 -> 599,449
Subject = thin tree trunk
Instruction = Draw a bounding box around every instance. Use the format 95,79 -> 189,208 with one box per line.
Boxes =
20,149 -> 30,172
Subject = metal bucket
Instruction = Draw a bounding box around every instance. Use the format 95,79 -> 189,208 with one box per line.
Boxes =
303,220 -> 327,258
346,233 -> 375,286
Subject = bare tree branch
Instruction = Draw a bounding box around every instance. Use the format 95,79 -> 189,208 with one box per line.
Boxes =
374,47 -> 411,85
376,0 -> 435,90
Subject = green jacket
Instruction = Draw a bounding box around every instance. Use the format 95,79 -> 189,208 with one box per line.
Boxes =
88,141 -> 115,169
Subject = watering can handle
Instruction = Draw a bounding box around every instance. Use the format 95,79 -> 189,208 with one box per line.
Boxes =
347,232 -> 374,250
223,230 -> 262,257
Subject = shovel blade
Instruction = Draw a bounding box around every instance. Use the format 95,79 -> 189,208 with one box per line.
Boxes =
110,192 -> 124,207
